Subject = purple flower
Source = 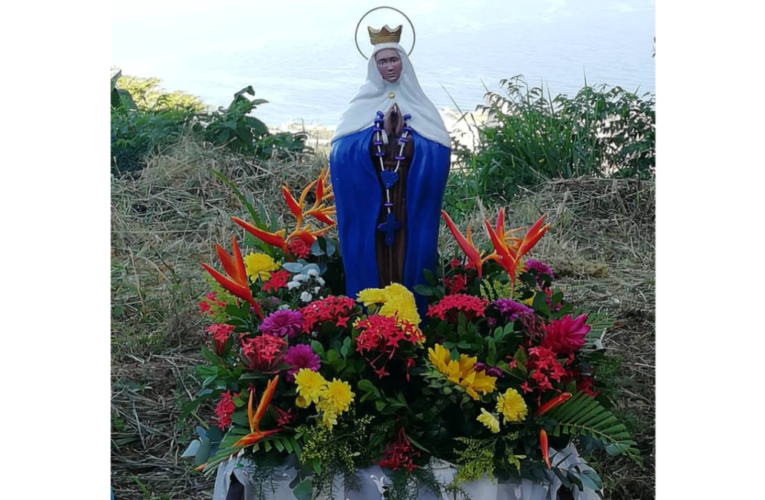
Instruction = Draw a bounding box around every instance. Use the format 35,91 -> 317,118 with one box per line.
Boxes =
473,362 -> 503,378
283,344 -> 321,382
493,299 -> 535,322
260,309 -> 304,339
525,259 -> 554,288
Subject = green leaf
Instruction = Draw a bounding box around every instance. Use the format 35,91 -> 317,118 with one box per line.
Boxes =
375,400 -> 386,412
326,349 -> 340,363
358,379 -> 378,394
546,392 -> 642,465
423,268 -> 435,285
414,284 -> 433,296
273,439 -> 285,452
195,437 -> 211,466
310,341 -> 324,356
292,478 -> 313,500
578,469 -> 602,490
340,337 -> 351,358
487,338 -> 497,365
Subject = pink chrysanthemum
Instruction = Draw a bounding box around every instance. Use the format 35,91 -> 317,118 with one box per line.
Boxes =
260,309 -> 304,339
283,344 -> 321,382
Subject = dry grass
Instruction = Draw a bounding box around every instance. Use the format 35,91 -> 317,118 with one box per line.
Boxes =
111,141 -> 654,500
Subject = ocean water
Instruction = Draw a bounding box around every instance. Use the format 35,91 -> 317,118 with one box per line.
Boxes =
111,0 -> 655,127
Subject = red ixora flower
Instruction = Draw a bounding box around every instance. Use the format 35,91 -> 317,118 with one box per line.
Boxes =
443,274 -> 468,294
214,390 -> 237,430
525,346 -> 573,398
205,323 -> 236,355
355,314 -> 423,378
261,269 -> 290,293
541,314 -> 590,355
426,294 -> 488,324
240,334 -> 287,372
199,292 -> 226,316
377,428 -> 421,473
298,296 -> 356,333
288,238 -> 311,259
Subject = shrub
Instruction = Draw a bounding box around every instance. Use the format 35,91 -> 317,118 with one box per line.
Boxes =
451,75 -> 655,203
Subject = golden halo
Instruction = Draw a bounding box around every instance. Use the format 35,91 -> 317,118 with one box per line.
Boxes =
354,6 -> 416,60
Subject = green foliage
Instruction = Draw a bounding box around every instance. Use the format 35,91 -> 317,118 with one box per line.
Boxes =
447,75 -> 655,211
296,413 -> 374,496
110,71 -> 308,176
194,85 -> 308,159
453,437 -> 498,483
543,391 -> 642,465
115,74 -> 206,112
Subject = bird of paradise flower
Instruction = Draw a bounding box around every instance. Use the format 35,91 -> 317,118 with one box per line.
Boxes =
232,167 -> 336,254
441,208 -> 550,295
195,376 -> 283,474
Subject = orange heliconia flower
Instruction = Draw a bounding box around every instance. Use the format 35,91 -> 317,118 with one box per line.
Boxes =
441,210 -> 496,277
200,236 -> 263,320
484,209 -> 550,291
233,168 -> 336,255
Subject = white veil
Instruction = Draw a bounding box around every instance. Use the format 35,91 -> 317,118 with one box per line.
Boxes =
331,42 -> 450,148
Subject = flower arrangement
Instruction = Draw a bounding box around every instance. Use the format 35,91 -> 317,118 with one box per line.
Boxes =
184,170 -> 640,499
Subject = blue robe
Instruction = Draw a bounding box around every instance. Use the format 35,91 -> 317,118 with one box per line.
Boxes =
330,126 -> 451,317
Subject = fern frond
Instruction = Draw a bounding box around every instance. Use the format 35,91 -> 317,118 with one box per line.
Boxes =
545,391 -> 642,466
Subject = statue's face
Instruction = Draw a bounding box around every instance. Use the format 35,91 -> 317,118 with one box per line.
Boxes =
375,49 -> 402,83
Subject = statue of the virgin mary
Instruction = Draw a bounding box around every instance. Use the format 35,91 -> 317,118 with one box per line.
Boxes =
330,21 -> 451,316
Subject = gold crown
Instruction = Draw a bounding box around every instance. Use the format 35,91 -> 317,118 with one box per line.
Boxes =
368,24 -> 403,45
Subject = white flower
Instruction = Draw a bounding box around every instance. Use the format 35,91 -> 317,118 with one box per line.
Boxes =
278,304 -> 291,310
294,274 -> 308,282
314,286 -> 321,294
317,277 -> 326,286
300,291 -> 313,303
306,269 -> 319,277
287,281 -> 301,290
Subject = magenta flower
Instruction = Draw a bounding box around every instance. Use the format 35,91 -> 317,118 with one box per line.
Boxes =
493,299 -> 535,322
283,344 -> 321,382
525,259 -> 554,288
260,309 -> 304,339
541,314 -> 591,354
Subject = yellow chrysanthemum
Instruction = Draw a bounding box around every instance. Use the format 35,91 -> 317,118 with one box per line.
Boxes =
320,408 -> 338,430
357,283 -> 421,329
496,388 -> 528,423
357,288 -> 387,307
243,252 -> 279,281
318,379 -> 355,414
294,369 -> 327,405
378,283 -> 421,327
477,408 -> 501,433
316,378 -> 355,429
295,396 -> 309,408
